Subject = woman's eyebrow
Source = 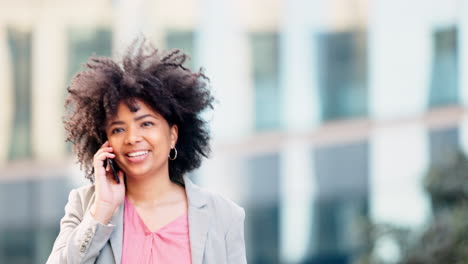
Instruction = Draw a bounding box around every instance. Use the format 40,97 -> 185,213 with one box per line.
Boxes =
134,114 -> 157,121
108,120 -> 124,126
108,114 -> 157,127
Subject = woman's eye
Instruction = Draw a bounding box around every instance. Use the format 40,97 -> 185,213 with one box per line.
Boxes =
112,128 -> 124,134
142,122 -> 154,127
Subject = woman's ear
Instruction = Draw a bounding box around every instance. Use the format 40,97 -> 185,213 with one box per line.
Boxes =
170,125 -> 178,147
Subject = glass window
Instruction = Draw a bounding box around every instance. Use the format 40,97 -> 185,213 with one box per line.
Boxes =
245,153 -> 280,264
7,28 -> 32,160
311,141 -> 369,263
429,126 -> 459,166
429,27 -> 458,107
316,31 -> 368,121
165,30 -> 195,70
250,32 -> 280,131
67,28 -> 113,81
0,178 -> 71,263
0,228 -> 35,264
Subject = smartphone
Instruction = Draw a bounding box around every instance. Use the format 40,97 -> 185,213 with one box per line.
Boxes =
104,158 -> 120,184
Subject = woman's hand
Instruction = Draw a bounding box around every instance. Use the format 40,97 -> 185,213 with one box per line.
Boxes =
90,141 -> 125,224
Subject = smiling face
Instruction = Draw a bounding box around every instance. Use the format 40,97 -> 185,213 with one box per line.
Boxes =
105,99 -> 178,179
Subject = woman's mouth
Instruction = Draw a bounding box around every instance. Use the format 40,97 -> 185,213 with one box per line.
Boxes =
125,150 -> 150,163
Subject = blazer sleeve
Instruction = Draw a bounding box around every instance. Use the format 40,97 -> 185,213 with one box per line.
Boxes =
225,207 -> 247,264
46,188 -> 115,264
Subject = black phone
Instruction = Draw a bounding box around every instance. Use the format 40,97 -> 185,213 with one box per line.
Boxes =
104,158 -> 121,184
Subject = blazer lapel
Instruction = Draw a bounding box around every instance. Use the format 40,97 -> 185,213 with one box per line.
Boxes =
184,175 -> 209,264
109,202 -> 124,264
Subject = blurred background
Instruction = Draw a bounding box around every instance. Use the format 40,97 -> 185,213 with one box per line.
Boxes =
1,0 -> 468,263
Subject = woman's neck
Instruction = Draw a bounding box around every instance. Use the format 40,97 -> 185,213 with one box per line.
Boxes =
125,171 -> 180,207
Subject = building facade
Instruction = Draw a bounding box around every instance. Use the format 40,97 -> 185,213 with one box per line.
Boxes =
1,0 -> 467,263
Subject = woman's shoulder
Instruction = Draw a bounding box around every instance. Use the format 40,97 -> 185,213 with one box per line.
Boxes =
193,183 -> 245,220
67,184 -> 97,212
72,184 -> 96,199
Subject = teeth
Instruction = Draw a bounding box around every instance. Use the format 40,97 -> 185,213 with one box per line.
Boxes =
127,151 -> 148,157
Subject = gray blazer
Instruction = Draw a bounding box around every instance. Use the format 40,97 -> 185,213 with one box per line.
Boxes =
46,175 -> 247,264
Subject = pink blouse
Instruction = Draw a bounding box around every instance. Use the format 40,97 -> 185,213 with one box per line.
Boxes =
121,196 -> 192,264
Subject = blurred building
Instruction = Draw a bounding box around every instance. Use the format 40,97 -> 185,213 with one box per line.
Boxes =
0,0 -> 467,263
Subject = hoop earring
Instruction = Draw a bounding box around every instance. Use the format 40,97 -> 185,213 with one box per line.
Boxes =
168,147 -> 177,160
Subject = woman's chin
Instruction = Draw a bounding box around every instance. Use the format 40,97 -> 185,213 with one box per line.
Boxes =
121,159 -> 167,180
124,169 -> 150,179
127,171 -> 148,180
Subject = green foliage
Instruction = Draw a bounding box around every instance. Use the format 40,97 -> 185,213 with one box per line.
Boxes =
402,204 -> 468,264
355,151 -> 468,264
402,151 -> 468,263
424,152 -> 468,211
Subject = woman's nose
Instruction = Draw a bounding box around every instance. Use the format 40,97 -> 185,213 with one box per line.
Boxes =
124,127 -> 142,144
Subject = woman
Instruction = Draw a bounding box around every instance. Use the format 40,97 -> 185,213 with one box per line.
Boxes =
47,40 -> 247,264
